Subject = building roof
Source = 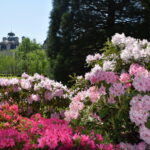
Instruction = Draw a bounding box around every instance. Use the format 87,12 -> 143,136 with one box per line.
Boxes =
8,32 -> 15,36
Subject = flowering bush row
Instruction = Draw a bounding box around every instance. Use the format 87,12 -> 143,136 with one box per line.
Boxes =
0,103 -> 122,150
0,73 -> 70,117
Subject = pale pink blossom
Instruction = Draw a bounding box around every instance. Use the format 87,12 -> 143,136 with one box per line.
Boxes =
109,83 -> 125,97
9,78 -> 19,85
44,91 -> 53,100
0,79 -> 10,86
33,73 -> 44,80
120,73 -> 130,83
99,85 -> 106,95
69,101 -> 84,112
140,125 -> 150,144
86,53 -> 101,64
85,65 -> 118,84
129,64 -> 148,76
20,79 -> 32,90
140,95 -> 150,112
65,110 -> 79,122
88,86 -> 100,103
53,89 -> 64,97
72,94 -> 81,101
130,95 -> 150,126
133,72 -> 150,92
28,94 -> 40,104
120,142 -> 146,150
21,72 -> 29,78
111,33 -> 126,46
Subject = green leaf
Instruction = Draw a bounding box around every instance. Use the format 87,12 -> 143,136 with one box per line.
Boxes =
145,116 -> 150,129
99,107 -> 109,118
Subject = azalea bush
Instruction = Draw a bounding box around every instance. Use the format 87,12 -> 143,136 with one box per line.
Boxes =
65,65 -> 137,143
0,103 -> 121,150
64,34 -> 150,149
0,73 -> 70,117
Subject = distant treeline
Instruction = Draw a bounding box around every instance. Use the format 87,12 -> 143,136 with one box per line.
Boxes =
0,38 -> 50,76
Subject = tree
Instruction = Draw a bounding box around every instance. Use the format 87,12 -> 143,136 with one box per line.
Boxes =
140,0 -> 150,40
47,0 -> 71,81
17,38 -> 41,53
47,0 -> 146,84
17,38 -> 49,75
25,50 -> 49,75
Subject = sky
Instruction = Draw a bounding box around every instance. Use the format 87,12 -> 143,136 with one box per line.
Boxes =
0,0 -> 52,44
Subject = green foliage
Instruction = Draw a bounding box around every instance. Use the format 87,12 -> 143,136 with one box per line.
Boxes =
145,116 -> 150,129
17,38 -> 41,53
17,49 -> 49,76
26,50 -> 49,75
0,51 -> 19,75
0,38 -> 50,76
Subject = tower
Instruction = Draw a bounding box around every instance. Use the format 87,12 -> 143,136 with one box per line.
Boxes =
0,32 -> 19,50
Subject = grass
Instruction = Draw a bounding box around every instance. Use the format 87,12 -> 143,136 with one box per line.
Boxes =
0,74 -> 19,79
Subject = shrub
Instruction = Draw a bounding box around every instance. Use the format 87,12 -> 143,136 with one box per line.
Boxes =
65,34 -> 150,148
0,103 -> 120,150
0,73 -> 70,117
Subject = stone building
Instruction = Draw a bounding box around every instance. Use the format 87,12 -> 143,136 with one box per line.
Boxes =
0,32 -> 19,50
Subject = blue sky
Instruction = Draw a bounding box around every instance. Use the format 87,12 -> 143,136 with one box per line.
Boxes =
0,0 -> 52,44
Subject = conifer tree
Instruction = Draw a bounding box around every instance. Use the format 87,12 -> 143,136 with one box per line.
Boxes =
47,0 -> 146,83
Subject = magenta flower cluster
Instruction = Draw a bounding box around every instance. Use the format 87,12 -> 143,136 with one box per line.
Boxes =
0,103 -> 120,150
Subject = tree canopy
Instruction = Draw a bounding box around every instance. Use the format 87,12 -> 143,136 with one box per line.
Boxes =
17,38 -> 41,53
47,0 -> 150,83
